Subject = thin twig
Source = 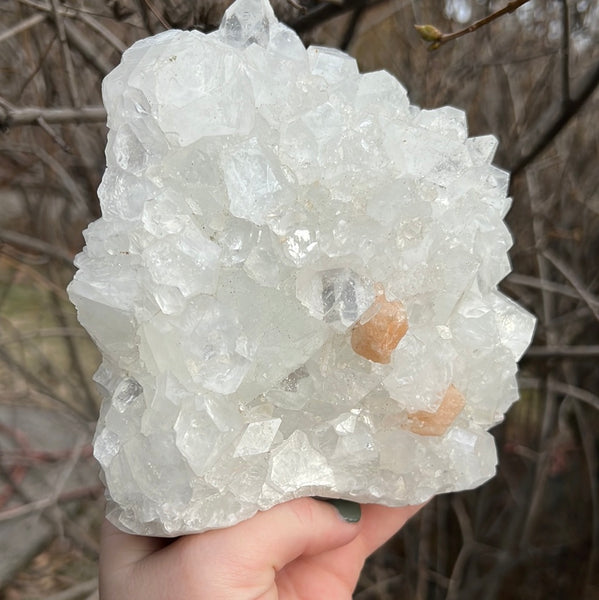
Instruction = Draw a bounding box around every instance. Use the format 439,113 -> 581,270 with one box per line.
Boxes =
0,252 -> 69,298
0,228 -> 73,264
505,272 -> 596,304
2,443 -> 93,467
44,579 -> 98,600
64,19 -> 113,76
50,0 -> 81,107
0,485 -> 102,522
435,497 -> 450,595
547,378 -> 599,410
36,116 -> 72,153
572,401 -> 599,592
16,31 -> 58,99
415,502 -> 434,599
560,0 -> 570,105
0,344 -> 88,422
543,249 -> 599,322
526,345 -> 599,358
15,0 -> 127,52
527,166 -> 560,444
49,433 -> 90,514
0,105 -> 106,128
446,496 -> 472,600
0,327 -> 87,343
548,306 -> 594,328
134,0 -> 156,34
511,57 -> 599,175
293,0 -> 378,34
0,12 -> 47,44
142,0 -> 170,29
340,5 -> 366,50
76,12 -> 127,53
48,262 -> 99,418
0,143 -> 87,211
415,0 -> 531,50
286,0 -> 306,12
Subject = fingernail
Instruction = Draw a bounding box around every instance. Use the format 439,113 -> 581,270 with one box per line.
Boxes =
313,497 -> 361,523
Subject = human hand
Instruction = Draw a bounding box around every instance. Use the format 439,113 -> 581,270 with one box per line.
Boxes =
99,498 -> 422,600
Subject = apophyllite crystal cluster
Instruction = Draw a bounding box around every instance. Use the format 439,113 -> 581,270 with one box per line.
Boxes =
68,0 -> 536,535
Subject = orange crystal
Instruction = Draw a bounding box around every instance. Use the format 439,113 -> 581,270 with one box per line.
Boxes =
351,289 -> 408,364
407,384 -> 466,436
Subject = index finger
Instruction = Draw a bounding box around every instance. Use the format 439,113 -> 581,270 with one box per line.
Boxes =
100,518 -> 169,573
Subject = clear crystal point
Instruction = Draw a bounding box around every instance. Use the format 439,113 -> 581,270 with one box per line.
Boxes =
219,0 -> 277,48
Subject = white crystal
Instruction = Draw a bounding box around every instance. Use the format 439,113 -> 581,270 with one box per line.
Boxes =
112,377 -> 143,412
218,0 -> 276,48
223,138 -> 296,227
296,267 -> 375,331
69,0 -> 536,536
269,431 -> 335,492
234,418 -> 281,457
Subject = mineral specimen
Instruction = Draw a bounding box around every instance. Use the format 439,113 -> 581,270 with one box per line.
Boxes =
68,0 -> 536,536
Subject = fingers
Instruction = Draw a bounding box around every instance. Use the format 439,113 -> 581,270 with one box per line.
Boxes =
99,519 -> 173,600
357,502 -> 425,555
119,497 -> 362,599
100,519 -> 169,572
98,498 -> 424,600
173,497 -> 362,573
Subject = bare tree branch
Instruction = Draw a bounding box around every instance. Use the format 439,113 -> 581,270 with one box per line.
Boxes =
548,378 -> 599,410
64,20 -> 113,76
36,116 -> 71,152
50,0 -> 81,106
0,104 -> 106,129
0,143 -> 88,211
76,12 -> 127,53
0,228 -> 73,264
0,344 -> 89,422
505,272 -> 598,305
572,400 -> 599,593
526,345 -> 599,358
0,327 -> 87,342
340,5 -> 366,50
15,0 -> 127,52
48,263 -> 99,417
44,579 -> 98,600
560,0 -> 571,105
0,252 -> 69,297
543,248 -> 599,322
0,485 -> 101,523
293,0 -> 384,34
511,58 -> 599,175
0,12 -> 47,44
142,0 -> 170,30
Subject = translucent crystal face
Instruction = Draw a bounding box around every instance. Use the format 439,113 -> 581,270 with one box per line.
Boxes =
68,0 -> 536,536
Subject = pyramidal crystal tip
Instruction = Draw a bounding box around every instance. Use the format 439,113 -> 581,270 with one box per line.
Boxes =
219,0 -> 277,48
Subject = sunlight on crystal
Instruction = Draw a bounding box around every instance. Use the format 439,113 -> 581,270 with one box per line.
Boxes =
69,0 -> 536,536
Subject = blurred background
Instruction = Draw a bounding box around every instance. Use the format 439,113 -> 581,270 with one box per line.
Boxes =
0,1 -> 597,598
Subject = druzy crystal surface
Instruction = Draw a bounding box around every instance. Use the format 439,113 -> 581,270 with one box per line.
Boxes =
68,0 -> 536,536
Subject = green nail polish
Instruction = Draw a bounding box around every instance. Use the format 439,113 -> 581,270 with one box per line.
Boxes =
314,497 -> 361,523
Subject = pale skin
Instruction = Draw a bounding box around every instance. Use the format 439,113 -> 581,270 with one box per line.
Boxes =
100,498 -> 423,600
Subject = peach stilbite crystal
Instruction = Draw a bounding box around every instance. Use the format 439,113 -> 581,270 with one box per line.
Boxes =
407,385 -> 467,436
351,288 -> 408,364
